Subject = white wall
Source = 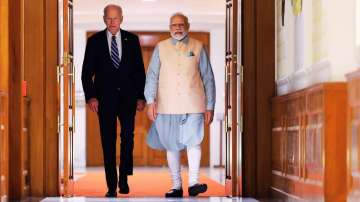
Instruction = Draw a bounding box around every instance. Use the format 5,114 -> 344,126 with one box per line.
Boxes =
276,0 -> 358,95
73,10 -> 226,169
327,0 -> 357,80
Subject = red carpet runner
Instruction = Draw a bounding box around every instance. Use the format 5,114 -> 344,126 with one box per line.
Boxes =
74,170 -> 226,197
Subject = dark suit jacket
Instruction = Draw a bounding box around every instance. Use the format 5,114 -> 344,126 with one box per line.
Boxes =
81,29 -> 145,109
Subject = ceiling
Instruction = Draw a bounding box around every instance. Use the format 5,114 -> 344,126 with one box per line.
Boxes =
74,0 -> 224,15
73,0 -> 225,28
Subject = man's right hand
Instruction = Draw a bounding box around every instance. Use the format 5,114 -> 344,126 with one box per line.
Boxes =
87,98 -> 99,112
147,103 -> 157,121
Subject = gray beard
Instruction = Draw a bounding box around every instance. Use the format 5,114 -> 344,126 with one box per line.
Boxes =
171,32 -> 187,41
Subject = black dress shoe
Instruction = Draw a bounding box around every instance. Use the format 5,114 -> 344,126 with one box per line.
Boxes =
118,175 -> 130,194
165,188 -> 183,197
188,183 -> 207,196
105,191 -> 117,197
119,181 -> 129,194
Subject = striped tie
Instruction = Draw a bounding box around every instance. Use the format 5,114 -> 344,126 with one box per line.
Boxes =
111,35 -> 120,69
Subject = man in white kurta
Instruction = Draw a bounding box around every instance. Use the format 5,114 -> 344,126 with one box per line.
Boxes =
144,13 -> 216,198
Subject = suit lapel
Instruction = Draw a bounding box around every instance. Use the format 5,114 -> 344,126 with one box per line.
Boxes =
120,29 -> 128,65
100,29 -> 112,65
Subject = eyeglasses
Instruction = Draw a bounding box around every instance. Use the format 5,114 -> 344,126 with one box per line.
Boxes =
170,23 -> 186,28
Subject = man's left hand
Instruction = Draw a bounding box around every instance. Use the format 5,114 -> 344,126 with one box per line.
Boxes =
205,110 -> 214,125
137,100 -> 146,111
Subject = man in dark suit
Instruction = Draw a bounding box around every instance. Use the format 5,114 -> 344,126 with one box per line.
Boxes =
81,4 -> 146,197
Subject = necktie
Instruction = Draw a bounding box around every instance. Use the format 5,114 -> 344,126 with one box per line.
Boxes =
111,35 -> 120,69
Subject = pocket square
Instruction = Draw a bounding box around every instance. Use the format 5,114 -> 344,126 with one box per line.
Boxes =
186,51 -> 195,57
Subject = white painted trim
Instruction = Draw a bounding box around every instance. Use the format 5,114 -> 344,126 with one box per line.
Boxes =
276,74 -> 293,95
75,91 -> 86,108
276,59 -> 331,95
346,68 -> 360,80
309,59 -> 331,84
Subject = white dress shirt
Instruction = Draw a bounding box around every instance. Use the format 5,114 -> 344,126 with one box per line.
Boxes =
106,30 -> 122,61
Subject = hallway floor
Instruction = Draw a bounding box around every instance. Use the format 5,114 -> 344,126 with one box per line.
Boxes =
45,167 -> 234,201
41,197 -> 258,202
75,166 -> 226,185
13,167 -> 259,202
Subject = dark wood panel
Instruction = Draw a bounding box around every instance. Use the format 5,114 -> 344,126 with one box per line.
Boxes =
22,97 -> 30,196
4,0 -> 61,198
24,0 -> 45,196
0,0 -> 10,91
242,0 -> 257,196
346,70 -> 360,200
272,131 -> 283,172
242,0 -> 275,197
44,0 -> 59,195
17,0 -> 59,197
254,0 -> 275,196
0,93 -> 8,201
271,173 -> 323,199
9,0 -> 25,199
316,84 -> 347,202
0,0 -> 10,200
271,83 -> 347,202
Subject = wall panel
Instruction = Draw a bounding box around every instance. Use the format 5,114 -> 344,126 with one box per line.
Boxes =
271,83 -> 347,202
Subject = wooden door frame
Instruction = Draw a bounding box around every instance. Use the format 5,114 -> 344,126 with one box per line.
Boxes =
9,0 -> 25,199
242,0 -> 275,198
8,0 -> 59,198
0,0 -> 10,200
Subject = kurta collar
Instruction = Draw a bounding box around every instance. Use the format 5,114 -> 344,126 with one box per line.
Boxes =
171,35 -> 189,45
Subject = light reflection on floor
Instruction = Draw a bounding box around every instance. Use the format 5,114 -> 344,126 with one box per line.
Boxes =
37,167 -> 248,202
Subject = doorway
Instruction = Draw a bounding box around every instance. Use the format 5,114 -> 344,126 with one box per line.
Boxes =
0,0 -> 275,199
58,0 -> 230,197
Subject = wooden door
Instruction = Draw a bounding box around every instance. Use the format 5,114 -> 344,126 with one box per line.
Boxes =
58,0 -> 75,196
0,93 -> 8,202
347,70 -> 360,199
225,0 -> 242,197
86,31 -> 210,167
0,0 -> 9,200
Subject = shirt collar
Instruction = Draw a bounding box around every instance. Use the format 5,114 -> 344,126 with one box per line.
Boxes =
171,35 -> 189,45
107,29 -> 121,39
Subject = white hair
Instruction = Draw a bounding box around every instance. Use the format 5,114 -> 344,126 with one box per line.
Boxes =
170,12 -> 189,26
103,4 -> 123,17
